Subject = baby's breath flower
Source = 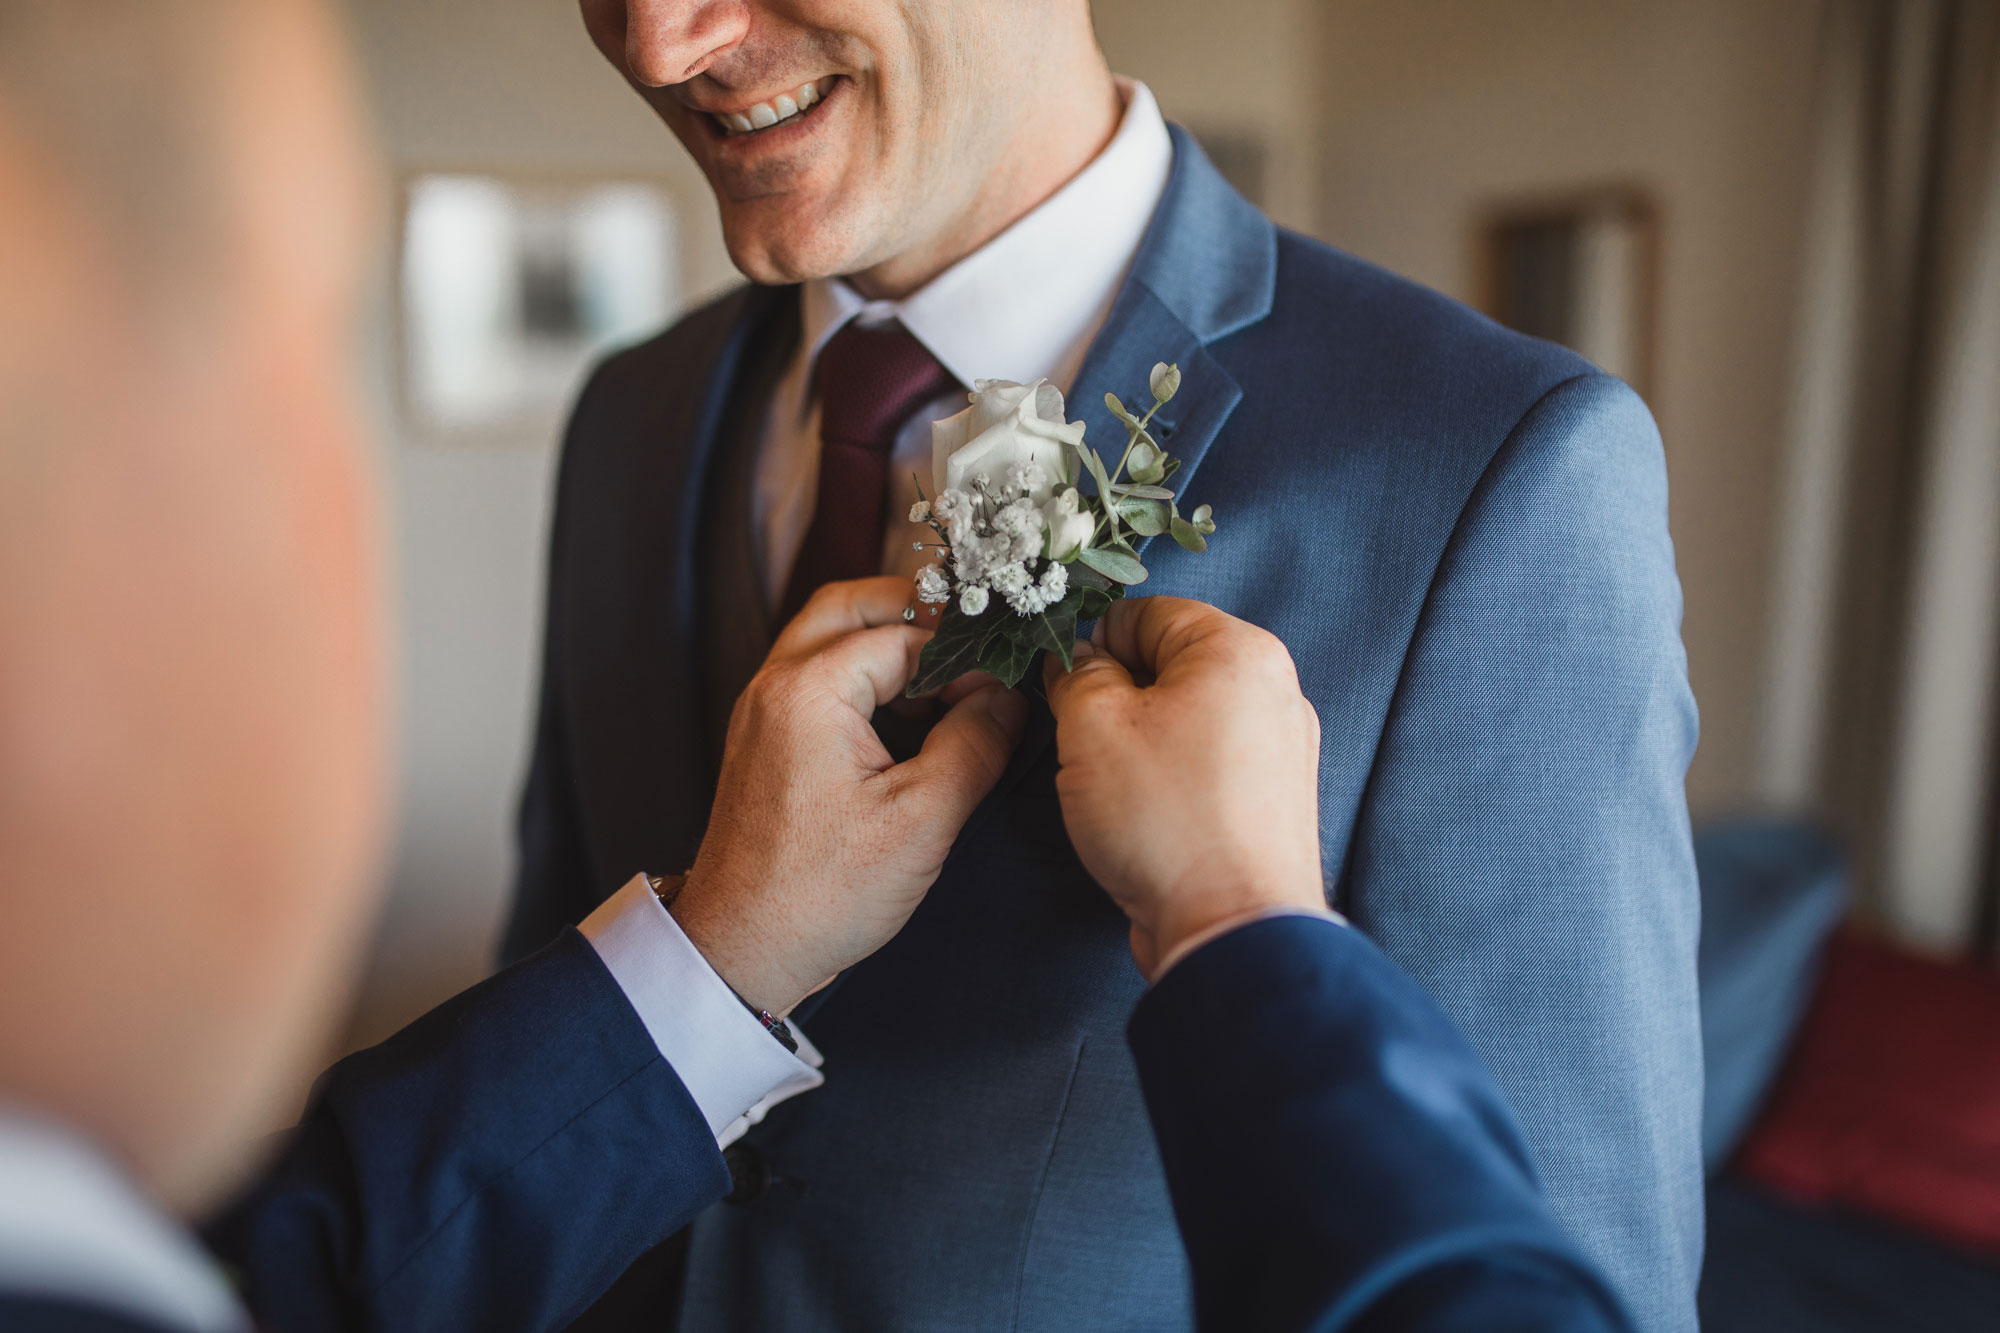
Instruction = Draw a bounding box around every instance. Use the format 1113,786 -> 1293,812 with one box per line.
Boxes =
990,561 -> 1031,596
959,585 -> 990,616
908,500 -> 931,523
1005,561 -> 1070,616
915,564 -> 950,604
951,528 -> 1002,585
992,498 -> 1046,562
1003,461 -> 1048,497
933,488 -> 976,545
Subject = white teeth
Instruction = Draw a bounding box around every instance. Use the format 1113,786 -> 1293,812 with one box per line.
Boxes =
716,79 -> 831,135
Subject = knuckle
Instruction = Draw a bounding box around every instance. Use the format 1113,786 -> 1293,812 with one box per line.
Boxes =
1244,626 -> 1299,679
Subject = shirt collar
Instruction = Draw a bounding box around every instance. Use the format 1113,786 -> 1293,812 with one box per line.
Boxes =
0,1106 -> 248,1332
799,77 -> 1174,397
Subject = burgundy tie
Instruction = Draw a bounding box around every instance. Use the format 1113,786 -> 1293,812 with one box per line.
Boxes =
779,320 -> 958,623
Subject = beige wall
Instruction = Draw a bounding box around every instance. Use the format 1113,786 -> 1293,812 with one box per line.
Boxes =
1312,0 -> 1826,813
341,0 -> 1824,1042
341,0 -> 740,1046
1094,0 -> 1322,231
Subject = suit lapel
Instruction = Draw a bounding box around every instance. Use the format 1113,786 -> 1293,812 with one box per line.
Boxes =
987,126 -> 1277,795
1068,292 -> 1242,565
696,297 -> 801,775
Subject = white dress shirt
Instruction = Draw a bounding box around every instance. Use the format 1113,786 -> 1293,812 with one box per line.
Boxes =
0,1107 -> 249,1332
579,874 -> 823,1147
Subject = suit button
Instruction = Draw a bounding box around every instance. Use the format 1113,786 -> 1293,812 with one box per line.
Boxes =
722,1142 -> 770,1205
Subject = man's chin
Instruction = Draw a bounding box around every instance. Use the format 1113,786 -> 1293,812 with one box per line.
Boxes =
719,204 -> 875,287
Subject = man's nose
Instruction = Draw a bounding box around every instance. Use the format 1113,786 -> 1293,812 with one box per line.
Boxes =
623,0 -> 751,87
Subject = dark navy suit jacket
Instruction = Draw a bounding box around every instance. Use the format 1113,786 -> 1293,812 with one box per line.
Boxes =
1133,914 -> 1634,1333
1,931 -> 727,1333
1,916 -> 1634,1333
502,128 -> 1703,1331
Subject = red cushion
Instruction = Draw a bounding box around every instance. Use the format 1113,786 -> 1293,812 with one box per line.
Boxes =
1735,929 -> 2000,1257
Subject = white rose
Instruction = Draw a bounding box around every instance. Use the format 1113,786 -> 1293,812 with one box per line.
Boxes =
931,378 -> 1085,508
1042,487 -> 1095,562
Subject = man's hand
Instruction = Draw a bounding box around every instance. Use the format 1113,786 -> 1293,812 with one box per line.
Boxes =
671,576 -> 1027,1015
1043,597 -> 1326,979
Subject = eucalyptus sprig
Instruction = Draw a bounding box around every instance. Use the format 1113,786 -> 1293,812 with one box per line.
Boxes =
906,361 -> 1218,697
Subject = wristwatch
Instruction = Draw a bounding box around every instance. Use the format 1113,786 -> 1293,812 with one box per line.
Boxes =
647,871 -> 798,1055
646,872 -> 685,911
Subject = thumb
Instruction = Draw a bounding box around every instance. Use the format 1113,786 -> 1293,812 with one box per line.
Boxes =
883,685 -> 1028,827
1042,638 -> 1138,721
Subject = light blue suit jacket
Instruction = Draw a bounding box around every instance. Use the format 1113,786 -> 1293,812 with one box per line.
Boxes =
504,128 -> 1703,1331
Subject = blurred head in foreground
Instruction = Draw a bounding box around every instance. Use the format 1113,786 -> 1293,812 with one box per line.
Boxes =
0,0 -> 386,1213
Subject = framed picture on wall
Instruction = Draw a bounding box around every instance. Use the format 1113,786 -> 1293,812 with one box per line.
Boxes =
395,171 -> 684,441
1475,185 -> 1661,401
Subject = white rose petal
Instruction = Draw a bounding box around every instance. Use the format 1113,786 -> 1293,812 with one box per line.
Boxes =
1042,487 -> 1096,562
933,378 -> 1086,504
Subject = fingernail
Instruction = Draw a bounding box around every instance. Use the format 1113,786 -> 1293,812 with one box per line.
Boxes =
985,687 -> 1028,730
1072,639 -> 1096,660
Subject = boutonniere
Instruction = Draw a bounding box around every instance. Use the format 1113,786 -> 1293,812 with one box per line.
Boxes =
905,361 -> 1217,694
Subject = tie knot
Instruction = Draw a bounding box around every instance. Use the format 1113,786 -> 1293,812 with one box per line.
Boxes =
815,320 -> 960,451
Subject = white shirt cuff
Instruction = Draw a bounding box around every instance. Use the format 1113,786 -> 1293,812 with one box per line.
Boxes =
580,874 -> 824,1148
1149,905 -> 1349,982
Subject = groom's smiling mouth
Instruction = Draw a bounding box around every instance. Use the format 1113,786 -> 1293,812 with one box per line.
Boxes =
700,76 -> 842,138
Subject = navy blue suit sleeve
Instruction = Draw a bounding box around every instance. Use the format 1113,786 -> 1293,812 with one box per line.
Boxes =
0,1296 -> 181,1332
1346,373 -> 1704,1330
206,930 -> 729,1333
1129,916 -> 1633,1333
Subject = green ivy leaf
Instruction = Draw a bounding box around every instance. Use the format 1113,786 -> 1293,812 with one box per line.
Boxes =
1079,544 -> 1150,584
1170,514 -> 1209,553
1070,562 -> 1124,623
907,602 -> 1004,697
976,623 -> 1038,687
1026,590 -> 1084,672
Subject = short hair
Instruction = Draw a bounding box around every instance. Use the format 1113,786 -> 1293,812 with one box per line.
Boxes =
0,0 -> 233,290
